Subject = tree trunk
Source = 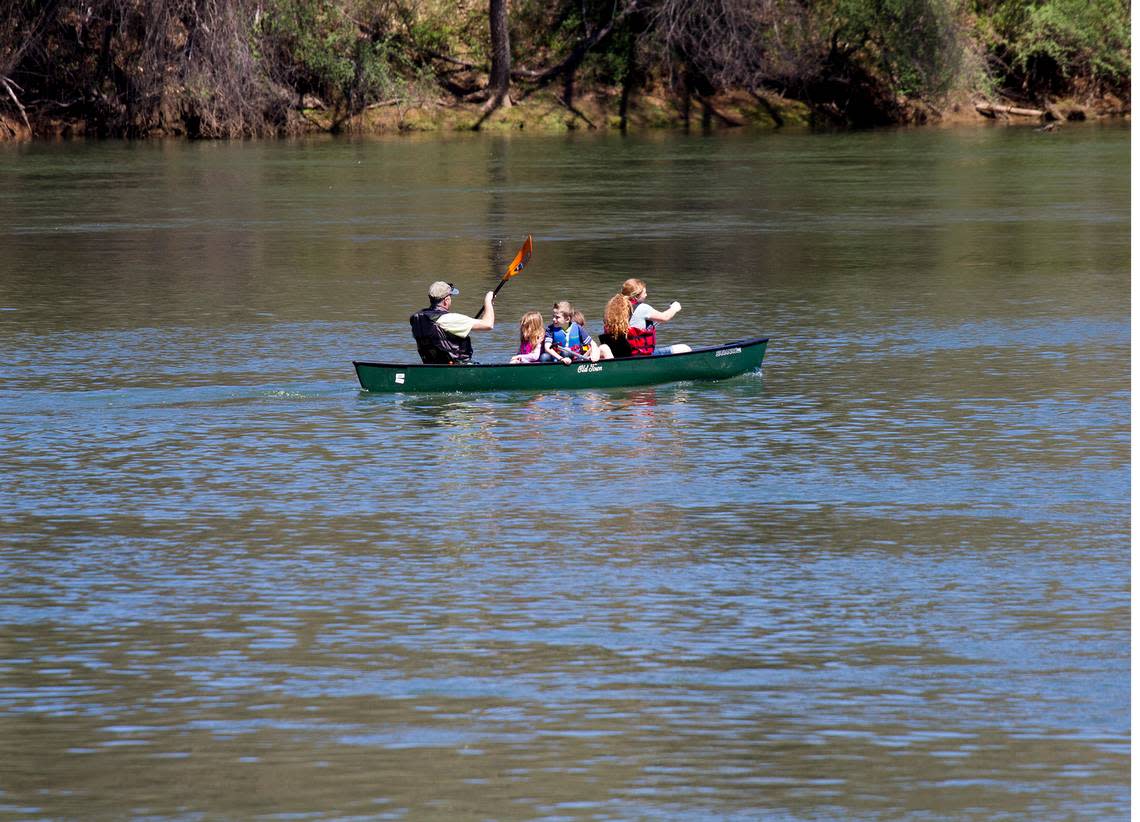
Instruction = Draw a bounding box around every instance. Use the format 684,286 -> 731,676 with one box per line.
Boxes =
484,0 -> 512,112
618,37 -> 636,132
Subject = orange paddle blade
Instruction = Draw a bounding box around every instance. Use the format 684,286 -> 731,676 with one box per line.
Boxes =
503,234 -> 532,280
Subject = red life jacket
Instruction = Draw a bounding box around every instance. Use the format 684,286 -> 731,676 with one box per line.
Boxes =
625,298 -> 656,356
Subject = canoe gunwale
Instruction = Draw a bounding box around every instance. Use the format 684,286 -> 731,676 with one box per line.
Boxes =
352,336 -> 770,371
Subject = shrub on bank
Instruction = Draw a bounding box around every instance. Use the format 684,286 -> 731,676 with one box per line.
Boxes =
0,0 -> 1129,139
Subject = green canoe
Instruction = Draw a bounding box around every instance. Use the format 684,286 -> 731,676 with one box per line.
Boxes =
353,336 -> 768,394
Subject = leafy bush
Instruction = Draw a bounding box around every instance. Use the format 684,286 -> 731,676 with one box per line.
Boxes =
828,0 -> 977,98
978,0 -> 1130,95
256,0 -> 408,110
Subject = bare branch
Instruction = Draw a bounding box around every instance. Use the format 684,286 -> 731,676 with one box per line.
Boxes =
1,76 -> 31,132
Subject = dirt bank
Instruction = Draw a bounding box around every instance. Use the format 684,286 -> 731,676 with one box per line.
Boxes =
2,86 -> 1128,141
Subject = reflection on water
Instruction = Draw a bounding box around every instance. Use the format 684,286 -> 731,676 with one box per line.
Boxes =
0,126 -> 1129,819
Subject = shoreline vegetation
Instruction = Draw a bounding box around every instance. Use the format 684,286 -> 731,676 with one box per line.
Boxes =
0,0 -> 1129,141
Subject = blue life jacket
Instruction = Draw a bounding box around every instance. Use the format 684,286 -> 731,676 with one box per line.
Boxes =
546,321 -> 588,354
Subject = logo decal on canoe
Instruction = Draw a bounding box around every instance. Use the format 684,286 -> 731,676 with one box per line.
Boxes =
577,363 -> 604,374
715,348 -> 742,357
395,373 -> 405,384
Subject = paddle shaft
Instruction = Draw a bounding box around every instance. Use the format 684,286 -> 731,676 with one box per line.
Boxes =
553,344 -> 591,363
474,235 -> 533,320
474,277 -> 509,320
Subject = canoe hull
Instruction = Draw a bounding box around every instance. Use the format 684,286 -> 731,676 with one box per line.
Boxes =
353,337 -> 768,394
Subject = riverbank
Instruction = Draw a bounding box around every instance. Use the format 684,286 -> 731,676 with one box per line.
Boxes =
1,86 -> 1128,142
2,0 -> 1129,142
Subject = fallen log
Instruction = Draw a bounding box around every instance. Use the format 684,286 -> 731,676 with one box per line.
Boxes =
976,102 -> 1045,118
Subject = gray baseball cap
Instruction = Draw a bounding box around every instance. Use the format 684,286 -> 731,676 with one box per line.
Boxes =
429,281 -> 459,301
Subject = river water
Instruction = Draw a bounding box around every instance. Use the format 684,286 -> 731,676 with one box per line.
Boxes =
0,126 -> 1130,819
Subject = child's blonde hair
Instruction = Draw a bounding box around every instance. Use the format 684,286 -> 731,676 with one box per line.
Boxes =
552,299 -> 573,315
519,310 -> 544,346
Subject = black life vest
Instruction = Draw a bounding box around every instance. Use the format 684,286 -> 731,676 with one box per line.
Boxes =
599,332 -> 633,359
409,305 -> 473,364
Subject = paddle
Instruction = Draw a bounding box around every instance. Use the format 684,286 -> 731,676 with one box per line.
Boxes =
475,234 -> 533,320
553,344 -> 591,363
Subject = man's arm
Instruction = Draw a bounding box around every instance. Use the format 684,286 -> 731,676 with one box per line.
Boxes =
469,292 -> 495,331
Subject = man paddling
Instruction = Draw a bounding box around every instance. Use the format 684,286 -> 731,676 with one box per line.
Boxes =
409,281 -> 495,364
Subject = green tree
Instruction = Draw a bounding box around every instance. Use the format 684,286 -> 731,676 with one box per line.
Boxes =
977,0 -> 1130,97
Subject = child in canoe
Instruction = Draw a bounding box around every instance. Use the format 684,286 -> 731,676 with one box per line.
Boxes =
509,310 -> 545,364
544,300 -> 613,364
